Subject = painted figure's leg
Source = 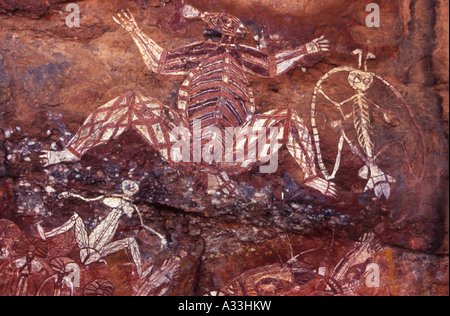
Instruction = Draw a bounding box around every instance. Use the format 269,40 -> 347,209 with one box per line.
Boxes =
40,91 -> 186,167
99,238 -> 146,278
237,109 -> 336,197
37,213 -> 88,245
136,250 -> 187,296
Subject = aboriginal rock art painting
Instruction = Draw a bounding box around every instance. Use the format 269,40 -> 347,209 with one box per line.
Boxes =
310,49 -> 426,199
207,233 -> 383,296
40,5 -> 336,198
0,0 -> 448,297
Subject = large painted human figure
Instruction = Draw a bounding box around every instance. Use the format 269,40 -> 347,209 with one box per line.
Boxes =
41,5 -> 336,198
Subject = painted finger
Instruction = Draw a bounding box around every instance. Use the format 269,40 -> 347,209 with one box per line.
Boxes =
112,16 -> 122,25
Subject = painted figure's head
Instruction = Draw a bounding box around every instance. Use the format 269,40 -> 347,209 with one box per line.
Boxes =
182,4 -> 247,38
348,70 -> 374,92
122,180 -> 139,197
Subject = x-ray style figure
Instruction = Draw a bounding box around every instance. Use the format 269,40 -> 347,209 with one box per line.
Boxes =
40,4 -> 336,198
37,180 -> 167,278
311,50 -> 426,199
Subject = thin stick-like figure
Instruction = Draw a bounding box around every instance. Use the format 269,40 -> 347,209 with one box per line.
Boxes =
311,50 -> 426,199
40,4 -> 336,198
37,180 -> 166,278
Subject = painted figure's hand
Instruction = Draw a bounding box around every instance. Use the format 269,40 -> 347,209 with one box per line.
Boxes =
113,9 -> 140,34
313,35 -> 330,52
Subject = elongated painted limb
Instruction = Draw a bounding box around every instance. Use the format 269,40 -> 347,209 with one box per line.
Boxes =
58,192 -> 105,202
235,109 -> 336,198
364,97 -> 395,124
113,10 -> 208,77
319,91 -> 356,121
40,91 -> 185,167
242,36 -> 331,78
15,275 -> 28,297
320,135 -> 345,181
36,275 -> 57,296
312,91 -> 355,180
36,275 -> 74,297
272,36 -> 330,76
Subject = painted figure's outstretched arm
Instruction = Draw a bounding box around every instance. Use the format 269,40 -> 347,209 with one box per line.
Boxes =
114,10 -> 214,76
240,36 -> 330,78
114,10 -> 166,74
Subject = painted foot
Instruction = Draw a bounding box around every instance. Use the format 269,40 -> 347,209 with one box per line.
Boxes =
305,177 -> 337,198
40,149 -> 80,167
